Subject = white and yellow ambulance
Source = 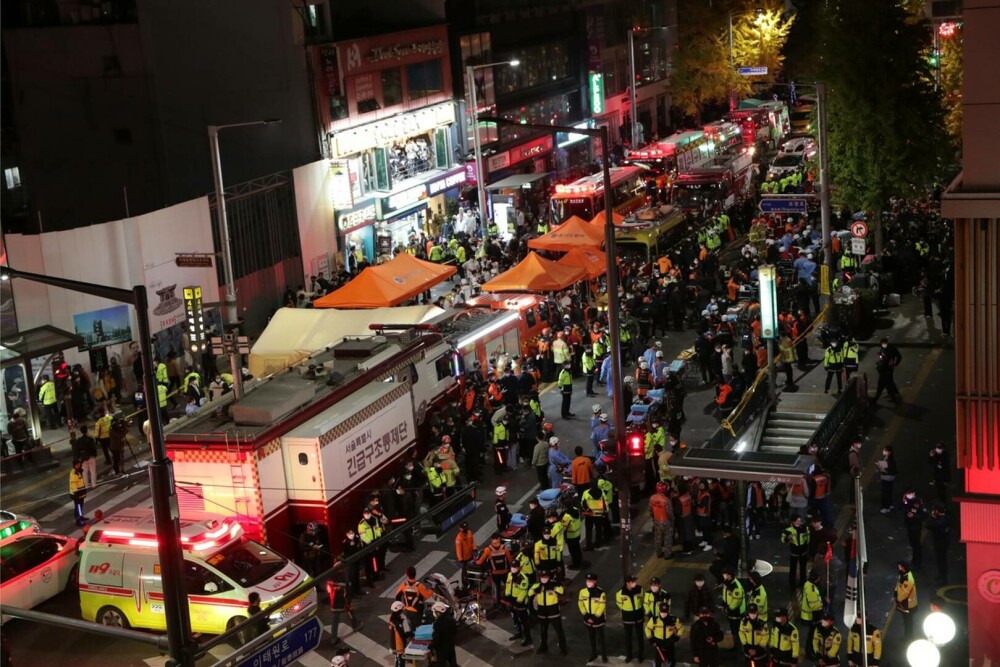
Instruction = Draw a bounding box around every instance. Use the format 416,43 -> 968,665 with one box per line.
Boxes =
78,507 -> 316,634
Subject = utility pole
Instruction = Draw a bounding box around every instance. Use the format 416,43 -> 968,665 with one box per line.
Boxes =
815,83 -> 835,292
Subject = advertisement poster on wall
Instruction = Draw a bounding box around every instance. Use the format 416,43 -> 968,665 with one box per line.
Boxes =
73,305 -> 133,351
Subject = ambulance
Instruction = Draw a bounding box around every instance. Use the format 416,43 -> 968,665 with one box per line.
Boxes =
78,508 -> 316,634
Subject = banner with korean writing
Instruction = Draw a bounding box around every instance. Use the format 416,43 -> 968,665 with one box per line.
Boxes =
321,384 -> 415,496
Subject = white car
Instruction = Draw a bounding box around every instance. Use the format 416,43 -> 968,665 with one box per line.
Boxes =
0,525 -> 79,622
767,153 -> 805,180
778,137 -> 817,159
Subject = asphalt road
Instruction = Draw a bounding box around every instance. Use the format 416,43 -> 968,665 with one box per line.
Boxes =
1,292 -> 966,667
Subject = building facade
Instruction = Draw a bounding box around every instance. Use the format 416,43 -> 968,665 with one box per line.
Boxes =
940,0 -> 1000,664
311,24 -> 467,264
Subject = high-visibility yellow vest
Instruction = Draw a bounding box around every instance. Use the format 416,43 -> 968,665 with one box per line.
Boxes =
156,363 -> 168,385
578,587 -> 607,619
561,512 -> 581,539
801,581 -> 823,620
739,617 -> 770,649
504,572 -> 531,604
95,414 -> 112,439
582,489 -> 606,516
644,615 -> 682,640
39,381 -> 57,406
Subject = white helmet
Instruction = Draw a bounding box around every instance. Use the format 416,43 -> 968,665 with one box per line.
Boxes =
592,404 -> 602,413
432,601 -> 450,614
549,437 -> 560,446
600,413 -> 609,421
495,486 -> 507,496
390,601 -> 405,612
330,658 -> 347,667
640,361 -> 649,369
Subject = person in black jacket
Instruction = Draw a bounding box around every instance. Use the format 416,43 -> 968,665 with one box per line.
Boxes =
873,337 -> 902,403
461,417 -> 483,483
689,607 -> 724,666
429,601 -> 458,666
527,498 -> 546,543
925,504 -> 952,584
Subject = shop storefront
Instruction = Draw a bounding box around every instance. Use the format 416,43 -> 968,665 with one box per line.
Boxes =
336,200 -> 377,270
374,164 -> 468,253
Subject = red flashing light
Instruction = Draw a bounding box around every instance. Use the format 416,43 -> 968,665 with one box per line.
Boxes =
938,22 -> 957,39
554,182 -> 600,195
628,433 -> 645,456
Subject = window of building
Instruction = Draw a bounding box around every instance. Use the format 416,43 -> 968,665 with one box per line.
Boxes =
304,2 -> 325,37
381,67 -> 403,108
4,167 -> 21,190
407,60 -> 443,101
495,41 -> 570,96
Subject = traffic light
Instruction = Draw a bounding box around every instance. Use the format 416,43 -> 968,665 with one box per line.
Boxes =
928,49 -> 941,68
628,432 -> 645,456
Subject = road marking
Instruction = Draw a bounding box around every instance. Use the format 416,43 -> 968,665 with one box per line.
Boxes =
293,650 -> 332,667
39,479 -> 144,524
475,617 -> 535,654
511,483 -> 541,513
336,625 -> 395,666
380,550 -> 449,598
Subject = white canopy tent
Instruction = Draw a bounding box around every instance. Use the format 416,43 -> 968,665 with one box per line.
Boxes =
248,305 -> 445,377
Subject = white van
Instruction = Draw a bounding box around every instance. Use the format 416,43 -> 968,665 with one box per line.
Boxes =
78,507 -> 316,634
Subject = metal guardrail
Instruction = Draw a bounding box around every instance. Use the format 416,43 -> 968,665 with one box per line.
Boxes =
806,374 -> 867,469
706,373 -> 773,450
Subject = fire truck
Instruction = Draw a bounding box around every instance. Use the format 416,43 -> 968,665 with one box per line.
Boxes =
455,293 -> 562,363
549,166 -> 646,225
670,151 -> 755,217
164,327 -> 458,558
725,108 -> 771,150
626,130 -> 713,175
702,121 -> 745,156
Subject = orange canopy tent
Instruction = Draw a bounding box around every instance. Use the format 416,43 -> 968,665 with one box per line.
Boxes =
589,210 -> 626,227
313,252 -> 457,308
557,248 -> 607,279
527,215 -> 605,252
481,252 -> 586,293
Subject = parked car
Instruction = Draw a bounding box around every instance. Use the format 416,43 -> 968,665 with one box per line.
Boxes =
767,153 -> 805,180
778,137 -> 817,160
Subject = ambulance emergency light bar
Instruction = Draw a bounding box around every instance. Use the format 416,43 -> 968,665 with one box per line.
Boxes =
554,181 -> 600,195
455,311 -> 520,349
98,518 -> 242,551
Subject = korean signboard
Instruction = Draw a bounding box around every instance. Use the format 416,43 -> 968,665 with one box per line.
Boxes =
378,184 -> 428,218
508,135 -> 553,166
336,201 -> 377,234
331,102 -> 455,157
589,72 -> 605,115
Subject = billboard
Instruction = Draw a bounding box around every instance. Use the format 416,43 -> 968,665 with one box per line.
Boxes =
73,305 -> 133,351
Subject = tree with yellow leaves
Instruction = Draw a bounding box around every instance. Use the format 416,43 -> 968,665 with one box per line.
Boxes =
729,1 -> 795,99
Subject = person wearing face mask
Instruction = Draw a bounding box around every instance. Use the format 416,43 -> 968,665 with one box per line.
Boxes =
643,577 -> 671,620
690,606 -> 724,666
894,560 -> 918,639
745,572 -> 768,623
616,574 -> 645,662
781,515 -> 811,590
645,601 -> 683,667
872,337 -> 902,403
876,445 -> 898,513
767,608 -> 799,667
927,442 -> 951,503
578,573 -> 608,662
503,560 -> 533,647
847,614 -> 882,666
721,566 -> 747,651
738,602 -> 769,666
684,574 -> 713,622
811,612 -> 842,666
529,570 -> 567,655
902,488 -> 928,569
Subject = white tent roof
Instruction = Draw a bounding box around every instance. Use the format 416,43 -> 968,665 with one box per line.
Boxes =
248,305 -> 445,377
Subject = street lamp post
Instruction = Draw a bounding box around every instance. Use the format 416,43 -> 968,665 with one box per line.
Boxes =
482,115 -> 632,577
465,60 -> 519,236
627,26 -> 674,150
207,119 -> 281,398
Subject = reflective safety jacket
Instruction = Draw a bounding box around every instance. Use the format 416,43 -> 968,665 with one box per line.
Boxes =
561,511 -> 582,540
395,579 -> 432,612
515,551 -> 534,579
578,586 -> 607,626
557,369 -> 573,393
529,581 -> 563,618
533,538 -> 561,564
476,544 -> 512,574
823,345 -> 843,370
38,380 -> 57,406
812,625 -> 842,660
493,422 -> 508,445
847,623 -> 882,664
781,524 -> 810,555
95,414 -> 112,439
800,581 -> 824,621
616,586 -> 644,624
582,488 -> 606,516
644,614 -> 682,642
649,493 -> 672,524
504,571 -> 532,606
426,467 -> 444,491
895,572 -> 917,610
155,362 -> 168,385
747,585 -> 768,621
722,578 -> 746,618
769,621 -> 800,663
739,616 -> 770,652
642,588 -> 671,619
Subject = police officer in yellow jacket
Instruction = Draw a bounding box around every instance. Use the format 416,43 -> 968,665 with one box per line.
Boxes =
504,560 -> 533,647
842,335 -> 860,381
721,566 -> 747,650
645,601 -> 682,667
894,560 -> 918,639
800,568 -> 826,653
747,571 -> 769,621
847,615 -> 882,666
529,570 -> 567,655
769,608 -> 799,667
38,374 -> 59,429
642,577 -> 670,620
823,340 -> 844,394
812,612 -> 842,666
578,572 -> 608,662
357,508 -> 381,583
738,603 -> 770,665
616,574 -> 645,663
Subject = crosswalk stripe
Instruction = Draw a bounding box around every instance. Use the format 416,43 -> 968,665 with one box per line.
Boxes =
380,551 -> 449,598
40,479 -> 141,524
334,624 -> 394,666
293,650 -> 331,667
455,645 -> 492,667
475,617 -> 534,655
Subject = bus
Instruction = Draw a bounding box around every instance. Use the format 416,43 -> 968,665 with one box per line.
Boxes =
615,204 -> 688,264
549,166 -> 647,225
627,130 -> 712,175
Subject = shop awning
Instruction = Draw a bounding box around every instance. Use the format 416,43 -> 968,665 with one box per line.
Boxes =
557,248 -> 607,279
313,252 -> 457,309
481,252 -> 586,293
589,210 -> 627,227
485,172 -> 549,191
0,325 -> 84,368
527,215 -> 604,252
